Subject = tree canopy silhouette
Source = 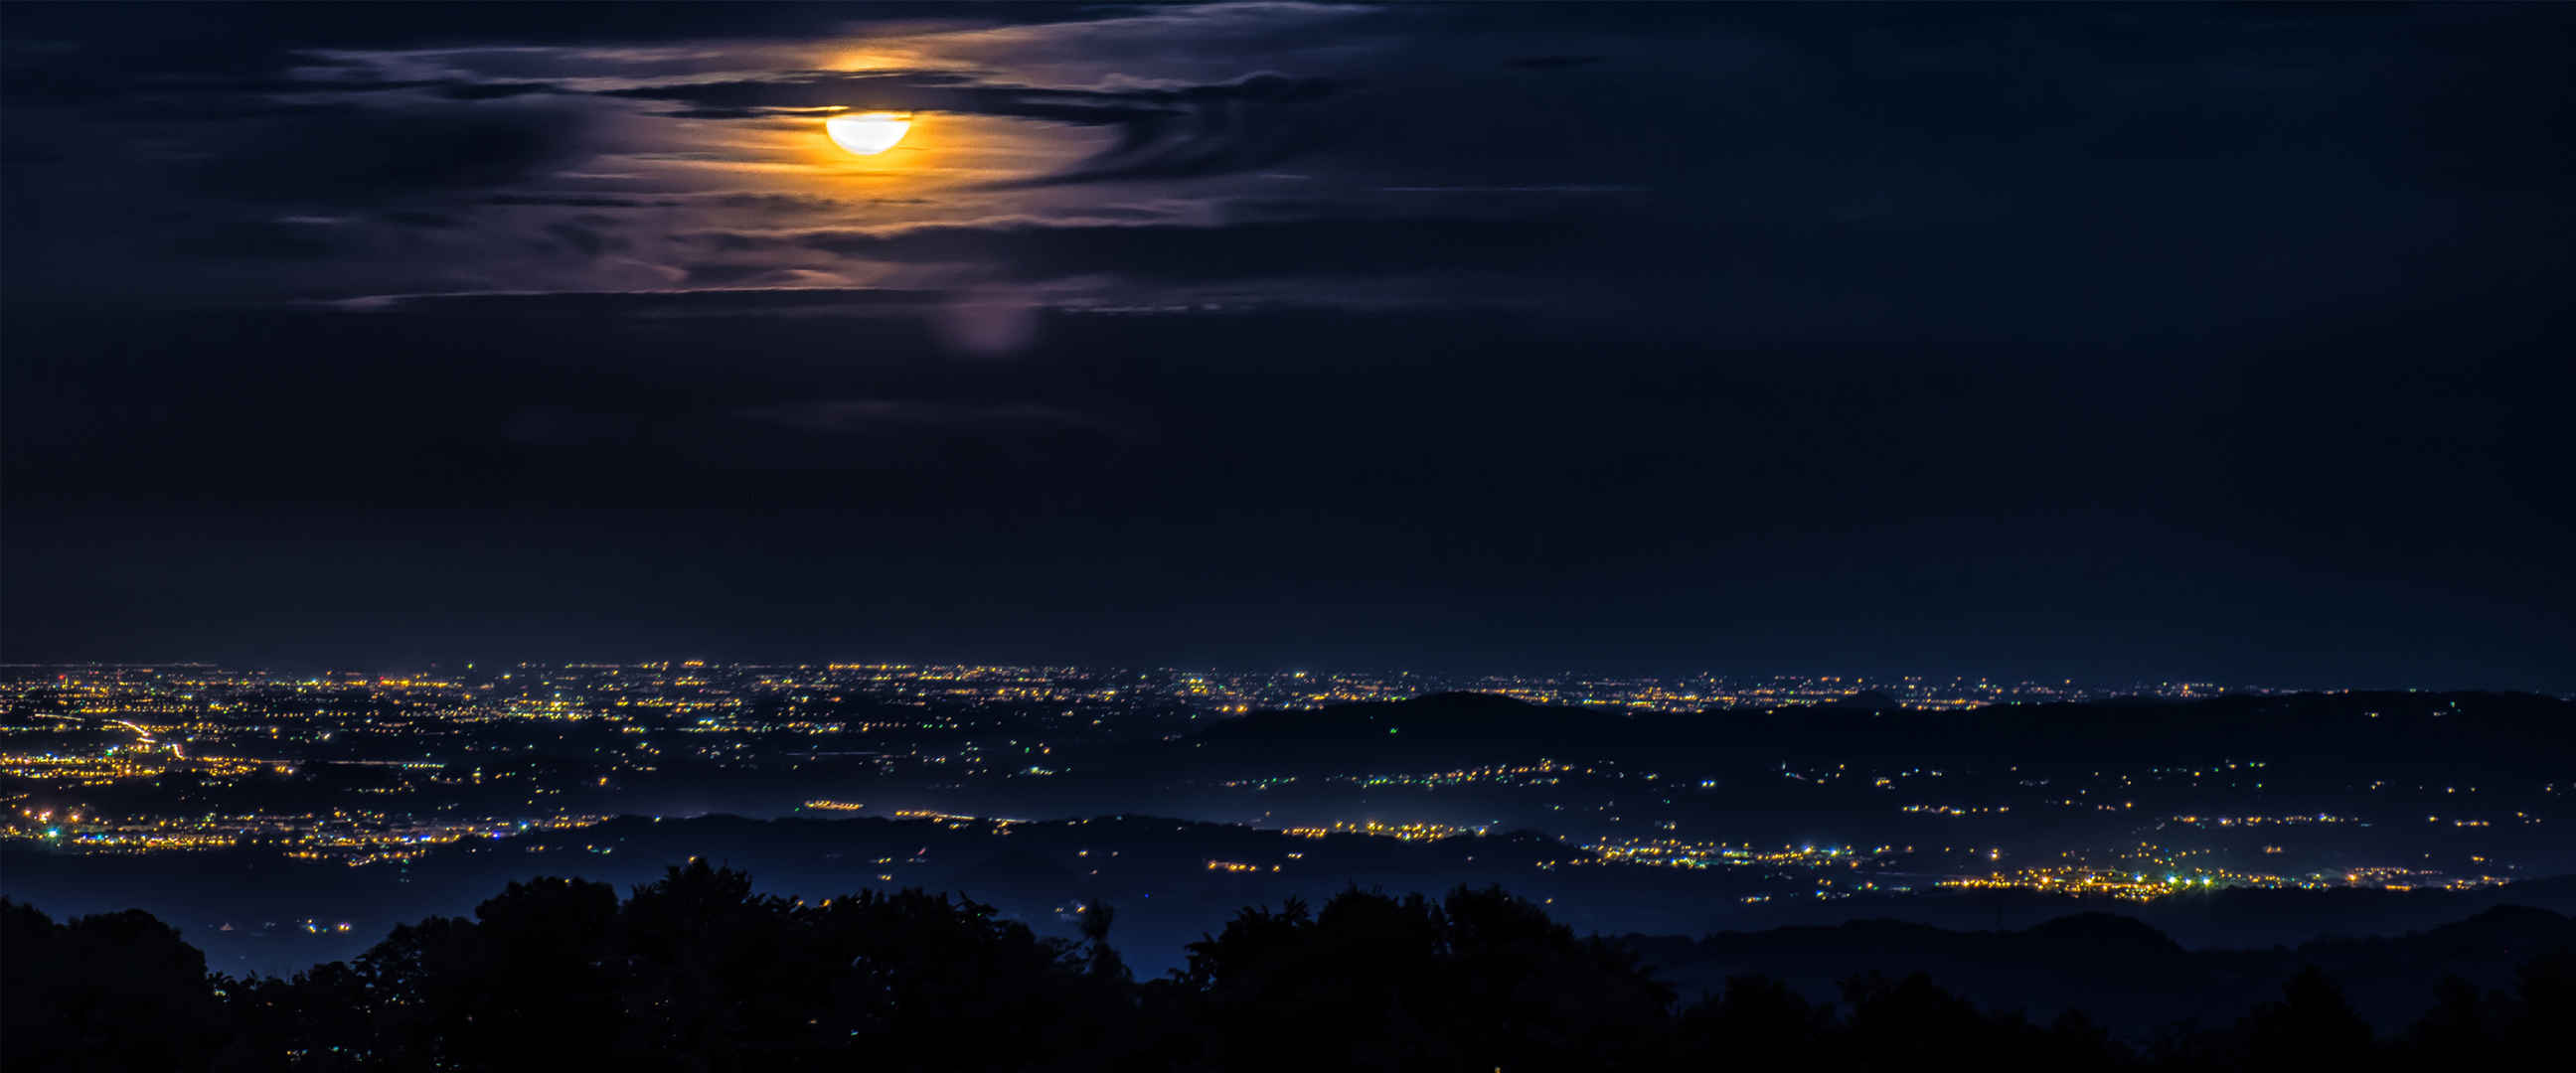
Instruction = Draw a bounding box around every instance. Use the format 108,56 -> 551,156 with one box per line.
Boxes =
6,863 -> 2570,1072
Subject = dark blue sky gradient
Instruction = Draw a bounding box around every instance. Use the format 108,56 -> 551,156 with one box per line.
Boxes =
4,4 -> 2569,689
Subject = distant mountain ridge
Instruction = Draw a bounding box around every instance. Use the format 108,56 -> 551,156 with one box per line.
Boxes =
1625,901 -> 2576,1042
1171,689 -> 2576,773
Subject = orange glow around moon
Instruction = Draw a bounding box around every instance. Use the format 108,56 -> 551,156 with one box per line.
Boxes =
826,111 -> 912,156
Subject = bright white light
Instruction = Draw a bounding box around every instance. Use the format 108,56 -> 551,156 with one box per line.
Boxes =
826,112 -> 912,156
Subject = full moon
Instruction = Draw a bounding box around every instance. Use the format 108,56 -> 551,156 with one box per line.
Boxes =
826,111 -> 912,156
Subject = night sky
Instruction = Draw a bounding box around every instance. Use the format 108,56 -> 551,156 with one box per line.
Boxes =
4,3 -> 2569,689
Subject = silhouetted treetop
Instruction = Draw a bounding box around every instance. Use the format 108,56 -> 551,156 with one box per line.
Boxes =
6,868 -> 2570,1072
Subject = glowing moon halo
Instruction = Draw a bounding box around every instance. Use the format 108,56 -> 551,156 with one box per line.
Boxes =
826,111 -> 912,156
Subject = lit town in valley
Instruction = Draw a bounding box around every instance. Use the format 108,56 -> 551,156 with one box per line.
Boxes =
5,662 -> 2564,968
5,2 -> 2571,1069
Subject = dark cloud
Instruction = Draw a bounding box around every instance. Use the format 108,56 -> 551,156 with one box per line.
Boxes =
1001,73 -> 1342,187
703,193 -> 884,214
1,3 -> 1132,71
604,69 -> 1341,184
0,3 -> 1160,296
736,398 -> 1132,439
485,195 -> 684,209
503,406 -> 648,447
601,68 -> 1336,122
682,263 -> 804,287
542,220 -> 622,257
187,102 -> 585,205
759,215 -> 1605,281
382,211 -> 467,229
439,80 -> 564,101
166,220 -> 352,261
326,287 -> 946,315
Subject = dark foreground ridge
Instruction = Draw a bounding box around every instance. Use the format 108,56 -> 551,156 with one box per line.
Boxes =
7,861 -> 2570,1072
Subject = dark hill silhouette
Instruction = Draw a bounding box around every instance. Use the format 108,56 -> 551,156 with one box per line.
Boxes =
2020,910 -> 2185,953
956,846 -> 1087,889
1809,689 -> 1904,712
1626,902 -> 2576,1041
1173,689 -> 2576,775
1180,690 -> 1626,768
7,865 -> 2571,1071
